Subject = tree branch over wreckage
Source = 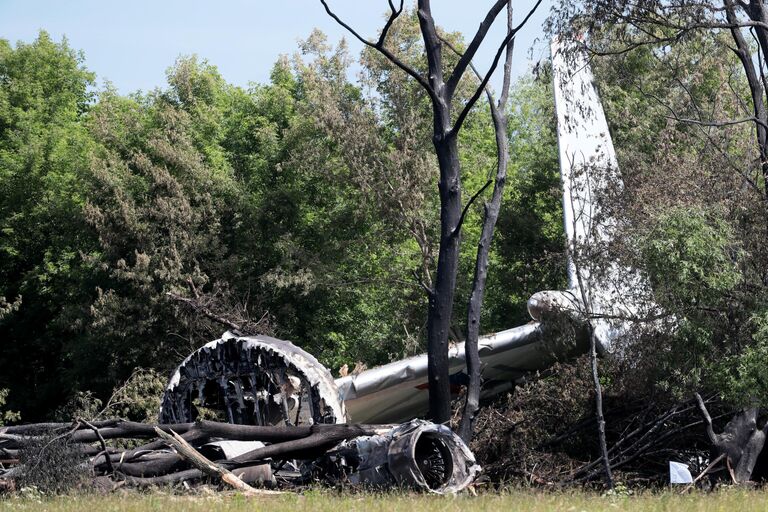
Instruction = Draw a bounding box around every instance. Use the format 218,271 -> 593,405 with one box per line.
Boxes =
318,0 -> 544,435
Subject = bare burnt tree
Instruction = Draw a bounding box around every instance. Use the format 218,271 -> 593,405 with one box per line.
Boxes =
319,0 -> 543,427
436,7 -> 515,441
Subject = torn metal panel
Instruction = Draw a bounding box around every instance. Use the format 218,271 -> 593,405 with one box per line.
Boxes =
200,440 -> 266,460
312,420 -> 480,494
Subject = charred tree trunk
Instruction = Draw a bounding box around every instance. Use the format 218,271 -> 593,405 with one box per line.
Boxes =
319,0 -> 541,425
427,134 -> 461,423
696,393 -> 768,483
417,2 -> 461,425
457,4 -> 514,442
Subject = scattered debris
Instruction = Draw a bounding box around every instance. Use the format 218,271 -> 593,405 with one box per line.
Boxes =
314,420 -> 480,493
0,418 -> 479,494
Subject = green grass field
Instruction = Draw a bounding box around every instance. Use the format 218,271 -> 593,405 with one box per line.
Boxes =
2,489 -> 768,512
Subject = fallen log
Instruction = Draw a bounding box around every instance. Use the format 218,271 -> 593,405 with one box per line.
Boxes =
92,430 -> 210,468
227,424 -> 384,467
121,468 -> 204,487
0,418 -> 479,494
154,428 -> 281,496
114,452 -> 186,478
71,422 -> 196,443
0,419 -> 119,435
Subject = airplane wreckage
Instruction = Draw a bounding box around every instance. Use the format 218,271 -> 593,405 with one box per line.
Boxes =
0,42 -> 654,494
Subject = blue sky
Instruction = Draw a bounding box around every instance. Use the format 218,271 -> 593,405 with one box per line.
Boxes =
0,0 -> 552,94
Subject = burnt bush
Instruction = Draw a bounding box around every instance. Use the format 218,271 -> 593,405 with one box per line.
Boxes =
470,353 -> 715,488
471,357 -> 594,485
16,433 -> 89,493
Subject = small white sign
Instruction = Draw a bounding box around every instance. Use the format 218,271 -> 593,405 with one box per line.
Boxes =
669,461 -> 693,484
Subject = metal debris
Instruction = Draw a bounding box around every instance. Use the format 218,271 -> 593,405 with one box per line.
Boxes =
312,420 -> 480,493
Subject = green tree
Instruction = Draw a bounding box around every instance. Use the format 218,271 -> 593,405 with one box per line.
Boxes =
231,33 -> 431,369
80,58 -> 245,396
0,32 -> 98,419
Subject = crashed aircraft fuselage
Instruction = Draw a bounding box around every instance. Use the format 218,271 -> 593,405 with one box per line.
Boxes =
160,40 -> 650,429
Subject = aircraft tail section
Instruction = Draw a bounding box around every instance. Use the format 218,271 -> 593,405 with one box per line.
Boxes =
544,38 -> 656,351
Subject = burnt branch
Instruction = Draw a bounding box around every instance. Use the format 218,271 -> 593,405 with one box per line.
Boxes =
445,0 -> 510,98
319,0 -> 436,102
695,392 -> 720,445
82,420 -> 113,475
451,179 -> 492,239
378,0 -> 405,47
438,36 -> 497,110
412,269 -> 435,297
452,0 -> 543,134
440,3 -> 515,442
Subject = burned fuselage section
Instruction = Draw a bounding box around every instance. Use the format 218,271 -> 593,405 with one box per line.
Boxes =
160,333 -> 346,426
157,336 -> 484,493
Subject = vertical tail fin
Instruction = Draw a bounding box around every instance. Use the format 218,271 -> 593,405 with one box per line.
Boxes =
533,38 -> 657,351
551,37 -> 621,292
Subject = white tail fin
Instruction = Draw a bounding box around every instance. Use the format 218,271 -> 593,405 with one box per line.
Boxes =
552,37 -> 620,290
547,37 -> 656,351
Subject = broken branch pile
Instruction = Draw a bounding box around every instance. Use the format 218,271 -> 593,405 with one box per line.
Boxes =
0,418 -> 480,494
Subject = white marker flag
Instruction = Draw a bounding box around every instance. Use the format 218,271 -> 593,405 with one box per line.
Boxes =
669,461 -> 693,484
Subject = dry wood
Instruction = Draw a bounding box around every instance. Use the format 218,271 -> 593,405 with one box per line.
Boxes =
93,429 -> 209,468
167,291 -> 243,333
154,427 -> 282,496
82,419 -> 113,475
0,419 -> 119,435
114,452 -> 186,478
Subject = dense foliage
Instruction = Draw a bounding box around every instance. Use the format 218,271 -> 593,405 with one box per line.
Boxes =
587,28 -> 768,408
0,28 -> 563,420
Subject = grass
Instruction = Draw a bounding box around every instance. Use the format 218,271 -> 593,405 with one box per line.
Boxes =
3,488 -> 768,512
